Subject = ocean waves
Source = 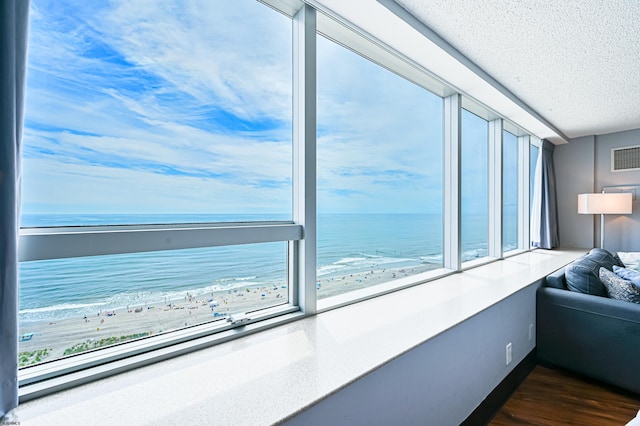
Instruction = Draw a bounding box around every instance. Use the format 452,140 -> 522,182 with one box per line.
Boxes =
19,274 -> 287,323
317,252 -> 441,278
19,213 -> 498,324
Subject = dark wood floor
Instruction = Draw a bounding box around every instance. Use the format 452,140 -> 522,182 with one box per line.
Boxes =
489,365 -> 640,425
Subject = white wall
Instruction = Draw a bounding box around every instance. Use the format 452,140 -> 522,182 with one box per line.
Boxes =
283,284 -> 539,426
594,128 -> 640,252
556,128 -> 640,252
555,136 -> 595,249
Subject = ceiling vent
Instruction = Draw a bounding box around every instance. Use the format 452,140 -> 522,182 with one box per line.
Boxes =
612,145 -> 640,172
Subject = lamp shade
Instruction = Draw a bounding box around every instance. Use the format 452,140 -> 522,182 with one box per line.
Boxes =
578,193 -> 633,214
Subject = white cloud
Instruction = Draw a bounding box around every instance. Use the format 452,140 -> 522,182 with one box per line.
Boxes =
101,0 -> 292,122
24,0 -> 294,216
316,35 -> 443,213
23,0 -> 451,217
22,158 -> 291,215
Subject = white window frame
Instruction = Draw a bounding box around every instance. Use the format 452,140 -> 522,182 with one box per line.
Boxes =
443,93 -> 462,271
19,222 -> 303,261
19,0 -> 311,393
17,0 -> 542,397
314,12 -> 452,311
517,135 -> 532,251
488,118 -> 504,259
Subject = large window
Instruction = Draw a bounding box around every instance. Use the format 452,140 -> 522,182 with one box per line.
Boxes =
461,110 -> 489,262
502,130 -> 519,252
316,34 -> 444,301
16,0 -> 541,389
20,0 -> 296,366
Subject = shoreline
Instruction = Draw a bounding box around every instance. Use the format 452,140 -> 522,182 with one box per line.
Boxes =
18,262 -> 439,365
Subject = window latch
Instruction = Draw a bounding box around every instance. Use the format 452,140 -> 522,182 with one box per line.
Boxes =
227,313 -> 251,326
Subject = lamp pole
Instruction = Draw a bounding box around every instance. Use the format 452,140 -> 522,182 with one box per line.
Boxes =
600,213 -> 605,249
600,190 -> 605,249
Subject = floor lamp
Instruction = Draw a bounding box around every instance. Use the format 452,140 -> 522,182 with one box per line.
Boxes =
578,192 -> 633,249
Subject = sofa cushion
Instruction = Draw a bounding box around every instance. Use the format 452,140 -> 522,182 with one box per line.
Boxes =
599,267 -> 640,304
564,248 -> 621,296
613,265 -> 640,289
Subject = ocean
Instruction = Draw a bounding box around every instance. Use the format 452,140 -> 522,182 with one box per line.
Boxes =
19,213 -> 500,323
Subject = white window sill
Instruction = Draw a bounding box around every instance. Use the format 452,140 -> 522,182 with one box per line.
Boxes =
12,248 -> 585,425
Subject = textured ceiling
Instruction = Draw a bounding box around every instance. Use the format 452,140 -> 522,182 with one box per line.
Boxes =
394,0 -> 640,140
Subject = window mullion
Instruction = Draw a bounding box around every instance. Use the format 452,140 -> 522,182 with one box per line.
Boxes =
488,118 -> 503,258
518,135 -> 531,250
293,4 -> 317,315
443,94 -> 462,271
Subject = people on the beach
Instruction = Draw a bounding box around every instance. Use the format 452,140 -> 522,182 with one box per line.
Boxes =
20,264 -> 439,366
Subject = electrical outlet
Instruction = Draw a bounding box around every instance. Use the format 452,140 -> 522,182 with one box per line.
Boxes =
506,342 -> 512,365
529,324 -> 534,341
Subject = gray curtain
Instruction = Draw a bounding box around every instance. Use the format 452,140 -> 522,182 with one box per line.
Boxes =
531,139 -> 559,249
1,0 -> 30,417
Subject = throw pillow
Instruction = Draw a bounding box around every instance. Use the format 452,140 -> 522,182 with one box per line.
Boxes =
617,252 -> 640,271
599,267 -> 640,304
590,248 -> 625,268
564,248 -> 621,296
613,265 -> 640,289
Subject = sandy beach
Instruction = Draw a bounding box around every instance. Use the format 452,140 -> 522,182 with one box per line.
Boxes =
18,262 -> 439,366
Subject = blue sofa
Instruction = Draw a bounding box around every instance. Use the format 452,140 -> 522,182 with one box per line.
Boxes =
537,248 -> 640,394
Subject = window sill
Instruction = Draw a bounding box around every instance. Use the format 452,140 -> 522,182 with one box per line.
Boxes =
18,304 -> 302,391
13,248 -> 585,425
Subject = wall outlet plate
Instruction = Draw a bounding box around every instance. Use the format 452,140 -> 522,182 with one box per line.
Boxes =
529,324 -> 534,341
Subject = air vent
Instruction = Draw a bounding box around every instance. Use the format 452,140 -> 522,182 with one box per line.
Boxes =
612,145 -> 640,172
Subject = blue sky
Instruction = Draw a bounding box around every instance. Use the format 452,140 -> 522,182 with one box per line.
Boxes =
316,34 -> 444,214
22,0 -> 496,218
23,0 -> 293,216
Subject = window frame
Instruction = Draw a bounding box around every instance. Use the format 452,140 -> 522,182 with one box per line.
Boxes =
18,0 -> 310,390
17,0 -> 542,395
19,222 -> 303,262
457,104 -> 532,268
314,21 -> 448,310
